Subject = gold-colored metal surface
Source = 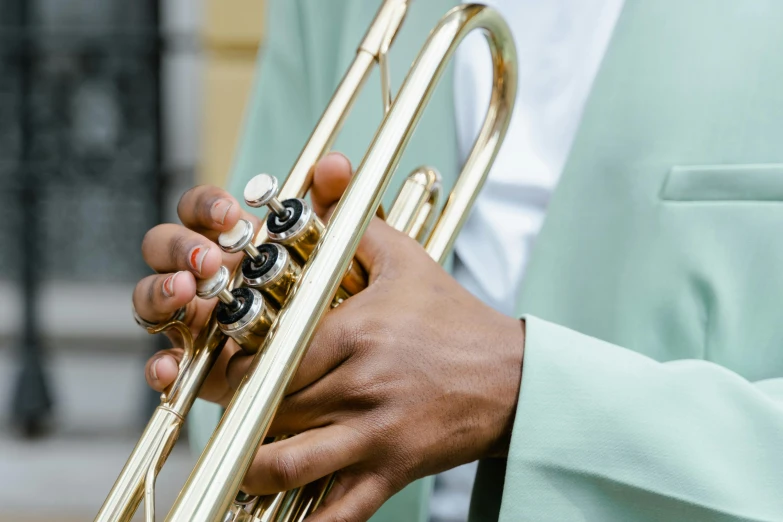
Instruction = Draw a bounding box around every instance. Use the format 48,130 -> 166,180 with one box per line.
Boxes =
251,491 -> 288,522
387,166 -> 442,241
243,244 -> 302,307
95,319 -> 228,522
218,288 -> 277,353
266,200 -> 324,262
267,202 -> 368,295
96,1 -> 516,520
339,260 -> 368,296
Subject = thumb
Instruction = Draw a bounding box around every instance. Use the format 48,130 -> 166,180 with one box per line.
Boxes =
311,152 -> 421,282
311,152 -> 353,219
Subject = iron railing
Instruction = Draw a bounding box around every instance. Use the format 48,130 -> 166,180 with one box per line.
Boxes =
0,0 -> 165,435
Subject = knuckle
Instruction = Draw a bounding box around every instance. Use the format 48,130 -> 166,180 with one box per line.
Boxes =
347,365 -> 377,393
168,233 -> 188,266
268,449 -> 301,491
320,317 -> 363,359
392,228 -> 421,253
146,275 -> 157,306
345,315 -> 386,353
344,368 -> 387,408
132,278 -> 148,307
336,320 -> 395,405
345,322 -> 370,354
343,423 -> 373,456
133,276 -> 159,311
372,470 -> 397,495
176,185 -> 200,219
370,471 -> 398,497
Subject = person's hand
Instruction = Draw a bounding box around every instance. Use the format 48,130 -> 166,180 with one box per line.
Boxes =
134,153 -> 355,406
137,151 -> 526,522
224,158 -> 524,522
245,229 -> 524,521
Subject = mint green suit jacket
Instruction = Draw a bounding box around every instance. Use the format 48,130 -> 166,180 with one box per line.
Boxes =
190,1 -> 783,520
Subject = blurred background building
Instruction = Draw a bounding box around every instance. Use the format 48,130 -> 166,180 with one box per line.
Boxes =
0,0 -> 264,519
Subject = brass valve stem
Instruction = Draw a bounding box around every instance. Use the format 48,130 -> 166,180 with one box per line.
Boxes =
242,243 -> 301,307
217,289 -> 241,313
217,219 -> 263,262
244,173 -> 290,220
197,266 -> 241,313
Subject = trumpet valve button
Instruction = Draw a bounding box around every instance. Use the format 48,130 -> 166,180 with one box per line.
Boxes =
245,174 -> 278,206
245,174 -> 289,217
196,265 -> 231,300
218,219 -> 254,254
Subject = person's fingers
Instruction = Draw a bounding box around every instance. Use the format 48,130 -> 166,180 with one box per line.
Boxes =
305,471 -> 396,522
177,185 -> 248,238
225,307 -> 355,396
144,348 -> 184,392
309,152 -> 415,284
132,271 -> 196,325
310,153 -> 353,220
141,223 -> 223,278
268,375 -> 343,436
353,217 -> 422,283
144,336 -> 243,405
242,424 -> 367,495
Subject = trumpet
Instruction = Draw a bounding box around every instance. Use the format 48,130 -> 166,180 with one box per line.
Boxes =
96,1 -> 516,521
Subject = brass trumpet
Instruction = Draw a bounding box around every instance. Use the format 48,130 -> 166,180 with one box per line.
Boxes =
95,1 -> 516,521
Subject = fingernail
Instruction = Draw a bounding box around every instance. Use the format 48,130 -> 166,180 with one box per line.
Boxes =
150,358 -> 161,381
189,246 -> 209,274
162,272 -> 180,298
322,151 -> 352,173
211,199 -> 233,225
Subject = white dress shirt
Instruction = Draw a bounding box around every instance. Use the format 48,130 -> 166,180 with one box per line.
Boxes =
432,2 -> 624,521
452,0 -> 624,316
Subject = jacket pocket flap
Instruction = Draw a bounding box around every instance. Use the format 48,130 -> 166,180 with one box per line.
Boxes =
661,164 -> 783,202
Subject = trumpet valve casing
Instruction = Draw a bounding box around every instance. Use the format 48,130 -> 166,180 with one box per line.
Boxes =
267,198 -> 367,295
216,288 -> 277,353
266,198 -> 324,261
242,243 -> 302,307
218,219 -> 262,261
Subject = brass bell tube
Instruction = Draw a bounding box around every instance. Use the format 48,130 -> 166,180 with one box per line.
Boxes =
166,4 -> 516,521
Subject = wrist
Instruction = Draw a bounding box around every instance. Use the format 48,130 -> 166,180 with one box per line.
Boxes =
484,317 -> 525,458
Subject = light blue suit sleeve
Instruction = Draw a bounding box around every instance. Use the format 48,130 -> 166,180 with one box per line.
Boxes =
490,316 -> 783,522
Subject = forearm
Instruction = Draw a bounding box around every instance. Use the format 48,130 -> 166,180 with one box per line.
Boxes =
499,315 -> 783,522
